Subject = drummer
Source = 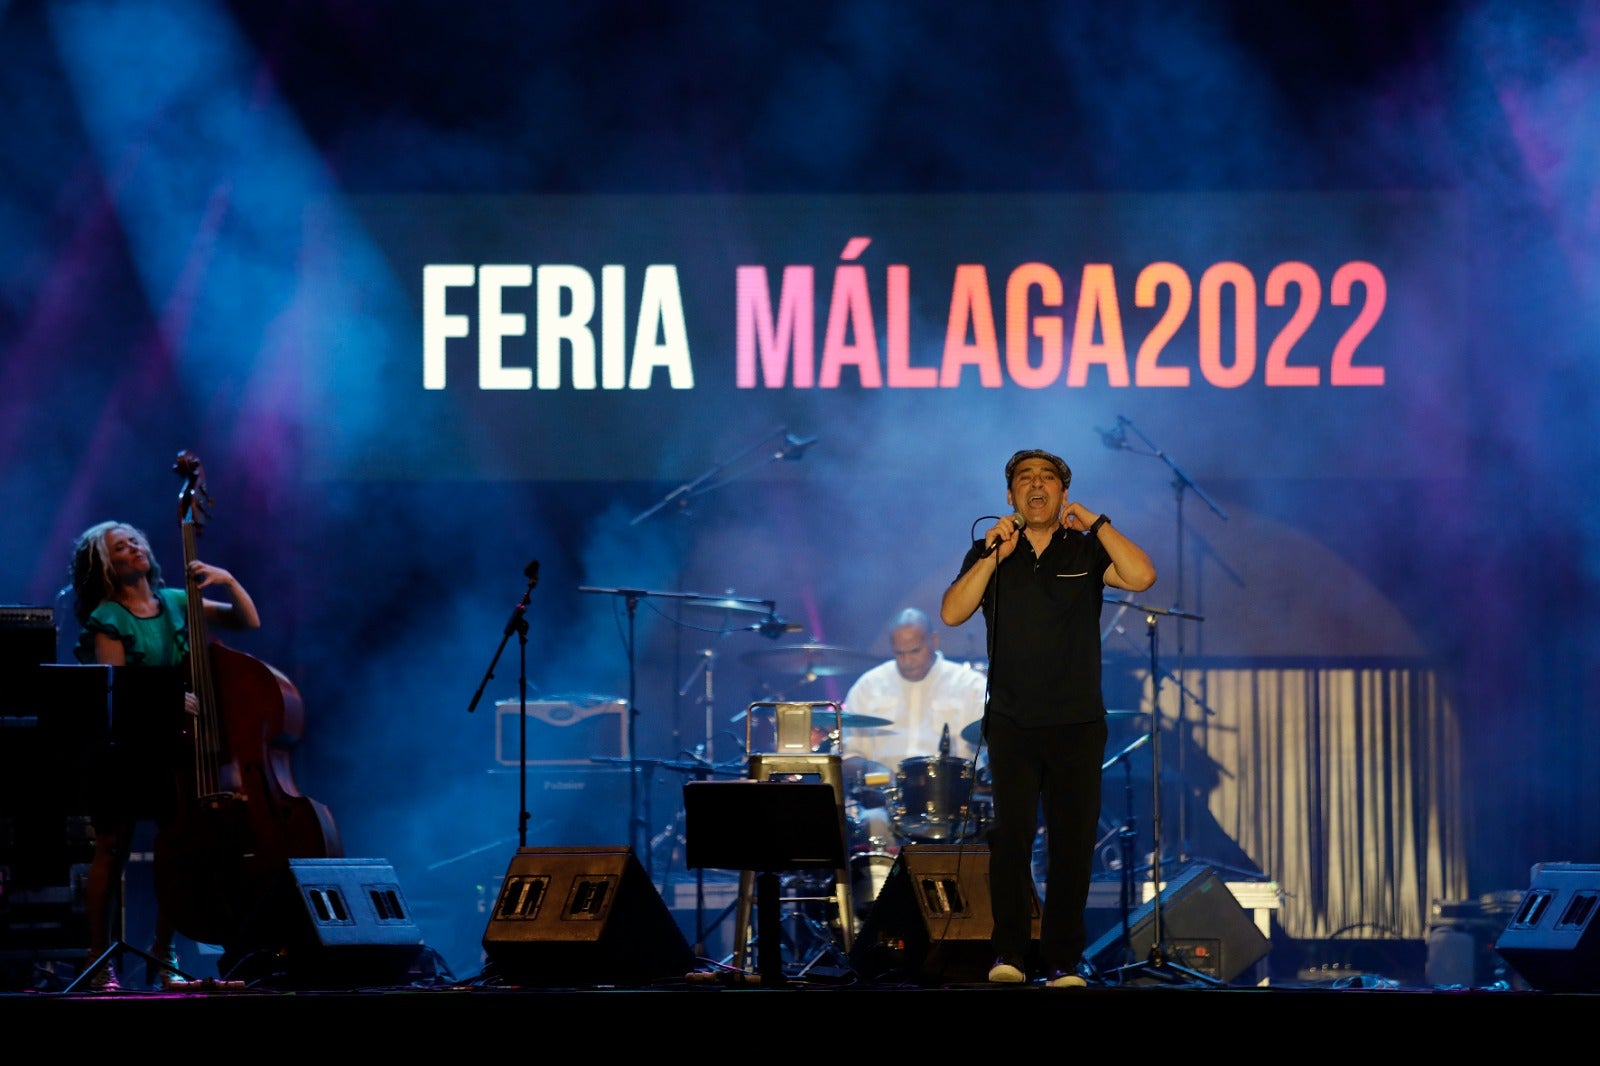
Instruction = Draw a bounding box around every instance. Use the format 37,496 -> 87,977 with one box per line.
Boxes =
841,607 -> 989,846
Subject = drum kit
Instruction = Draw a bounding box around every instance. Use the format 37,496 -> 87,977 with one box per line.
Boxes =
737,641 -> 997,945
740,641 -> 993,849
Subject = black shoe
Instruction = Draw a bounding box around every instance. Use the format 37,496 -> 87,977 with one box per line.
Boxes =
83,961 -> 121,992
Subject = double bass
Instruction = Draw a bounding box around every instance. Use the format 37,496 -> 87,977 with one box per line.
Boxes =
153,450 -> 343,947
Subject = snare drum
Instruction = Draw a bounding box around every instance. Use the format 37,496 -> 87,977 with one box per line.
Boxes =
891,755 -> 983,843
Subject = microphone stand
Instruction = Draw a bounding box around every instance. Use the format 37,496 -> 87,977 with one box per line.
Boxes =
629,424 -> 815,528
1100,730 -> 1151,968
1103,599 -> 1218,987
626,424 -> 816,879
467,560 -> 540,849
578,586 -> 776,880
677,649 -> 716,954
1102,415 -> 1241,874
630,424 -> 815,758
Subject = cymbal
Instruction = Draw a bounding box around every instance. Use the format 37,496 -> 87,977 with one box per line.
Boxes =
961,709 -> 1146,746
682,594 -> 775,616
740,642 -> 881,678
729,706 -> 891,727
842,755 -> 894,799
842,754 -> 893,779
834,710 -> 891,728
589,754 -> 745,776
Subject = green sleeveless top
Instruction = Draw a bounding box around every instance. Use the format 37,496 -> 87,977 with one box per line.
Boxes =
74,587 -> 191,667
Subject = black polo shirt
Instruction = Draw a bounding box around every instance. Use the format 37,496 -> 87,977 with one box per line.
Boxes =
956,526 -> 1112,727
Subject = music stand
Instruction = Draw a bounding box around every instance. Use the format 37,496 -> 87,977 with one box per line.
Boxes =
40,664 -> 195,992
682,779 -> 845,986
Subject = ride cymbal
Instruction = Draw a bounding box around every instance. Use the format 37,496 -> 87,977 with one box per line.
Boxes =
740,642 -> 881,678
960,708 -> 1147,746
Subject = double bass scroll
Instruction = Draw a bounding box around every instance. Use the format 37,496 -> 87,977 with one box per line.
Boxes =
153,450 -> 343,948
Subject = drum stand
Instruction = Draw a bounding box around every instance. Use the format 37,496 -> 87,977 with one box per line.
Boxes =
1102,606 -> 1219,986
777,878 -> 856,977
640,752 -> 746,956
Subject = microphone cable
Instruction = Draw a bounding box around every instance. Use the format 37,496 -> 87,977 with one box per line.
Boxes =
935,515 -> 1012,972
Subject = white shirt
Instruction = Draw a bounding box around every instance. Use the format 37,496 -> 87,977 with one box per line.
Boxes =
842,651 -> 989,771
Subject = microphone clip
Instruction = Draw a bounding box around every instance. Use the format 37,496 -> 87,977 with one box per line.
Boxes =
757,615 -> 803,639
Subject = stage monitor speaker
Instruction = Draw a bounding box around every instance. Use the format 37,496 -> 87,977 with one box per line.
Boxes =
1495,861 -> 1600,992
1084,864 -> 1270,983
222,857 -> 428,989
849,843 -> 1039,985
482,845 -> 693,987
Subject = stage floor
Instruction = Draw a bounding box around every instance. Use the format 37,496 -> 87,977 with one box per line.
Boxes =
2,976 -> 1594,1058
5,858 -> 1584,1055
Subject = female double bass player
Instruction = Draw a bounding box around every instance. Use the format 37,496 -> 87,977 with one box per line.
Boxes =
68,510 -> 263,988
152,452 -> 343,967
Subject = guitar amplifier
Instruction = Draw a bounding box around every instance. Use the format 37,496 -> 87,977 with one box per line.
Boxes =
495,694 -> 628,766
484,767 -> 634,848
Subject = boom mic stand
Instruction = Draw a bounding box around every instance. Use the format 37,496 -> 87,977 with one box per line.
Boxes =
1104,601 -> 1219,986
1099,417 -> 1256,879
620,425 -> 816,892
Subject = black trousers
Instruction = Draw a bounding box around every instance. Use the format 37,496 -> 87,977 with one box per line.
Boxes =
985,714 -> 1107,973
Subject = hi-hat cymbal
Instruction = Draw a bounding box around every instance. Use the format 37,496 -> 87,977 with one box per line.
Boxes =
961,709 -> 1146,747
740,642 -> 881,678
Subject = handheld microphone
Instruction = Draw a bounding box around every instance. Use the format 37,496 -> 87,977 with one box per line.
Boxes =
1095,422 -> 1126,451
981,514 -> 1024,557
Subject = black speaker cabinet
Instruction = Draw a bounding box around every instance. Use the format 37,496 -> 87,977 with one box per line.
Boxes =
1084,865 -> 1270,983
482,846 -> 693,987
849,844 -> 1039,985
1495,861 -> 1600,991
0,605 -> 54,677
222,857 -> 428,988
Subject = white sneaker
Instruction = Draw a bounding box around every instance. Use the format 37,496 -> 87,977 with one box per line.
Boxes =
988,957 -> 1026,983
1047,971 -> 1088,988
